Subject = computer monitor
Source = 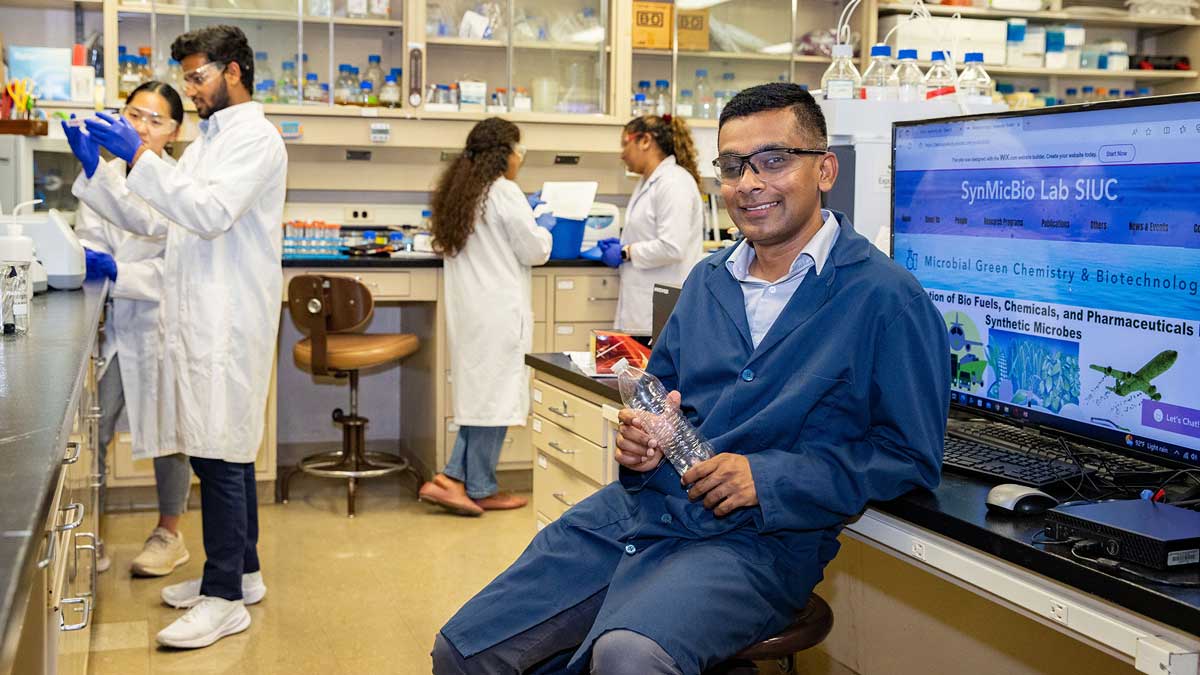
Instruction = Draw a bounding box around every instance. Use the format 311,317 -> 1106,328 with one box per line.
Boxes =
892,94 -> 1200,469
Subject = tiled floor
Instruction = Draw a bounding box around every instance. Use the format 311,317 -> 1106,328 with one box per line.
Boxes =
88,478 -> 534,675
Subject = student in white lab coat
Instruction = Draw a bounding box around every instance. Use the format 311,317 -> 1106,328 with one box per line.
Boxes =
64,82 -> 194,579
72,25 -> 287,649
598,114 -> 705,333
418,118 -> 554,517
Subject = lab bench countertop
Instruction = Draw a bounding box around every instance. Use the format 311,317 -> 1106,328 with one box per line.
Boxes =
0,282 -> 107,667
281,257 -> 610,269
522,352 -> 1200,638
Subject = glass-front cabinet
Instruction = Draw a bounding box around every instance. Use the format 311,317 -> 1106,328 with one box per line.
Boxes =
630,0 -> 851,124
422,0 -> 610,115
112,0 -> 404,109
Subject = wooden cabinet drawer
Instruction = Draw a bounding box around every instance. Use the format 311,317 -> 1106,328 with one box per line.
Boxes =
531,416 -> 608,486
531,379 -> 608,446
283,269 -> 439,302
533,450 -> 601,521
554,274 -> 618,322
552,322 -> 611,352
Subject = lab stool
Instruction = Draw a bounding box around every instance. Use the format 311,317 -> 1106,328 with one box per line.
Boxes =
281,275 -> 423,517
705,594 -> 834,675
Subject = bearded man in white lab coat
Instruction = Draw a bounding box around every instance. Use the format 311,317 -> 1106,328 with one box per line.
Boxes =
78,24 -> 287,649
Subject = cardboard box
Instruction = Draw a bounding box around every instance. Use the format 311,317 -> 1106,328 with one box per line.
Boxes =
878,15 -> 1008,65
6,46 -> 72,101
677,9 -> 710,51
632,0 -> 671,50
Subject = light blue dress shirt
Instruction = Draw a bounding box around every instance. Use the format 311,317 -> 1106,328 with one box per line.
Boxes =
725,209 -> 841,348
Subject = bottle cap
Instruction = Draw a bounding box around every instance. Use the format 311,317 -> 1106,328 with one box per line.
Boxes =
307,72 -> 318,81
964,52 -> 983,63
870,44 -> 891,58
898,49 -> 917,60
638,80 -> 651,88
656,79 -> 669,87
931,50 -> 947,62
256,51 -> 268,60
361,81 -> 373,90
695,68 -> 708,77
369,54 -> 381,63
831,44 -> 854,58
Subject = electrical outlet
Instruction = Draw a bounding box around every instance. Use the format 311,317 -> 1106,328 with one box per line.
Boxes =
910,539 -> 927,561
343,207 -> 374,224
1049,600 -> 1068,624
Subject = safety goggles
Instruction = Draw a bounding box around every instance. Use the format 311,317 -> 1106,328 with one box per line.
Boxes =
712,147 -> 828,184
182,61 -> 225,88
122,105 -> 179,135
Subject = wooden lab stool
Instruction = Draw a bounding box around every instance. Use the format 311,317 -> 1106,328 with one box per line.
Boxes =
706,594 -> 834,675
281,274 -> 422,517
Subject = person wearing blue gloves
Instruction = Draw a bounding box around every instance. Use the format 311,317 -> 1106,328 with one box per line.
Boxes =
70,25 -> 287,650
432,83 -> 949,675
66,81 -> 198,582
418,118 -> 553,517
603,114 -> 706,334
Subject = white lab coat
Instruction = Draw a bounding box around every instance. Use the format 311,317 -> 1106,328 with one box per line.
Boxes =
617,155 -> 705,333
445,177 -> 553,427
74,157 -> 173,460
73,102 -> 287,463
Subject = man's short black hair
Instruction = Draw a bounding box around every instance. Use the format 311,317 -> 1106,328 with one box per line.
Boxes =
171,25 -> 254,93
718,82 -> 828,148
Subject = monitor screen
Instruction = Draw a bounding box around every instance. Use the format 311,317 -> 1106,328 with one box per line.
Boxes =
892,95 -> 1200,469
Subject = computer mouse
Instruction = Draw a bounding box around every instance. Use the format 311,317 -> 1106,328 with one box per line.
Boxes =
985,483 -> 1059,515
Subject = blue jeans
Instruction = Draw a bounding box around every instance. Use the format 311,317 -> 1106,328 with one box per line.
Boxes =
442,426 -> 507,499
189,457 -> 260,601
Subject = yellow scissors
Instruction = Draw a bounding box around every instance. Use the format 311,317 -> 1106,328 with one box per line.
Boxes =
6,79 -> 33,117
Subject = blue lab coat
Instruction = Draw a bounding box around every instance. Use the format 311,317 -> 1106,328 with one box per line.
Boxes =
440,212 -> 951,674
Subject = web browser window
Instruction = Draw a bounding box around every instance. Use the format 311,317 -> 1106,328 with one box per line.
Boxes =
892,99 -> 1200,467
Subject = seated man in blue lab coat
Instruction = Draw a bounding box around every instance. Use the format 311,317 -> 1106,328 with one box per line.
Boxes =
432,83 -> 951,675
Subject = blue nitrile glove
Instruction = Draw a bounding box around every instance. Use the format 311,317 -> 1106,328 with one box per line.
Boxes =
84,248 -> 118,282
527,190 -> 544,210
535,212 -> 557,231
599,239 -> 623,268
84,111 -> 143,164
62,116 -> 100,179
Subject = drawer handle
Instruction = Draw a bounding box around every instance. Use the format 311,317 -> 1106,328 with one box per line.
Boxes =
353,275 -> 382,291
548,404 -> 575,419
63,441 -> 82,465
552,492 -> 576,508
59,596 -> 91,632
548,441 -> 576,455
74,533 -> 97,599
36,530 -> 56,570
56,502 -> 85,532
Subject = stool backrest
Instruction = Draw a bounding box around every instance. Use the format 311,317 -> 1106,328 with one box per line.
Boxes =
287,275 -> 375,376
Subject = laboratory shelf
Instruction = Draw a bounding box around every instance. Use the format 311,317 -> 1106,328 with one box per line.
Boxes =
877,2 -> 1200,29
115,3 -> 401,27
986,65 -> 1198,81
0,0 -> 99,8
633,48 -> 790,63
425,37 -> 505,49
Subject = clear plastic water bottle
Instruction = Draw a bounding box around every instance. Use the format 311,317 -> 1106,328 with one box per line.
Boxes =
1064,87 -> 1078,104
860,43 -> 896,100
350,66 -> 362,90
167,59 -> 185,97
304,72 -> 323,103
694,69 -> 714,119
957,52 -> 993,104
714,90 -> 729,117
654,79 -> 670,115
637,79 -> 652,99
676,88 -> 695,118
380,75 -> 402,108
358,81 -> 378,107
820,44 -> 860,100
363,54 -> 384,90
890,48 -> 924,103
0,223 -> 34,335
278,60 -> 299,103
613,358 -> 715,476
922,50 -> 957,100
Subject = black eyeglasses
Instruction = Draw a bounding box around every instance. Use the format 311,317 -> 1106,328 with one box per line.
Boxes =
712,147 -> 828,184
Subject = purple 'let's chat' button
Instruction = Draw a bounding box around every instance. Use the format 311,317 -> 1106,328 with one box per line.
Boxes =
1143,401 -> 1200,440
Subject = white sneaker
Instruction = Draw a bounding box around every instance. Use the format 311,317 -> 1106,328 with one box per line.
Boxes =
156,597 -> 250,649
131,527 -> 190,577
161,571 -> 267,609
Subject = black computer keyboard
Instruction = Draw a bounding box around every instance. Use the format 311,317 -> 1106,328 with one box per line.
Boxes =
942,437 -> 1088,487
949,421 -> 1165,477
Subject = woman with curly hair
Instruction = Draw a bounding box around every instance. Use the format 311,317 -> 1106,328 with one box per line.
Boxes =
418,117 -> 555,517
599,114 -> 705,333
